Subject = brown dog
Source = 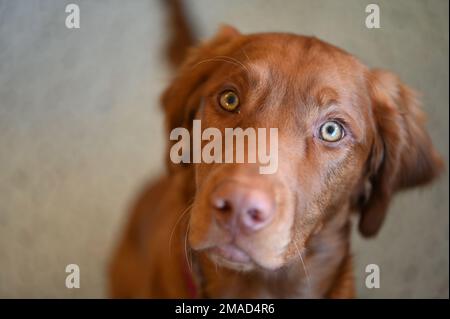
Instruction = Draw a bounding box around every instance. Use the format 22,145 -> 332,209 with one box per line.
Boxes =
109,7 -> 443,298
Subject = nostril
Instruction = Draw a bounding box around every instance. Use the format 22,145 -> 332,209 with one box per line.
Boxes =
247,208 -> 263,222
241,201 -> 273,232
213,198 -> 232,213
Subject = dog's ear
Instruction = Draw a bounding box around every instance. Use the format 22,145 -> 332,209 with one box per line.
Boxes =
358,69 -> 443,237
161,25 -> 241,173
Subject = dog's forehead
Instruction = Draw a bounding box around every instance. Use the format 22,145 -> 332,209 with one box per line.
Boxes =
241,34 -> 360,68
237,34 -> 366,93
238,54 -> 362,109
224,36 -> 371,138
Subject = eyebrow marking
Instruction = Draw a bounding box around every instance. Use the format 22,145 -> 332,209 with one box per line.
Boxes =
248,61 -> 272,88
316,87 -> 339,107
247,62 -> 291,111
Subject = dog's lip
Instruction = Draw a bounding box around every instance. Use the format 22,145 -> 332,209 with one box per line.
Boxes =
209,243 -> 252,264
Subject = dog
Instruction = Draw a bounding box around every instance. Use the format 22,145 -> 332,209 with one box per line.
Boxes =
109,1 -> 443,298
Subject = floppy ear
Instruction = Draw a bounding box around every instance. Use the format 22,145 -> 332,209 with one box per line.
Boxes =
160,25 -> 241,173
358,69 -> 443,237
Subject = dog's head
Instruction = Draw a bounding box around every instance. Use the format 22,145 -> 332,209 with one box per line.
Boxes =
162,26 -> 443,271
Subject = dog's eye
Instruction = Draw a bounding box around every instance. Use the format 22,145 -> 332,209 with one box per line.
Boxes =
219,91 -> 240,112
319,121 -> 344,142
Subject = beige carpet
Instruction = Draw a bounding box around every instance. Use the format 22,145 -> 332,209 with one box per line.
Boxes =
0,0 -> 448,298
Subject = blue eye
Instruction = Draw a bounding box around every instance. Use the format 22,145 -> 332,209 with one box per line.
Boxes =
319,121 -> 344,142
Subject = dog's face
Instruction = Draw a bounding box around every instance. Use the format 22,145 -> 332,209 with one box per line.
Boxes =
162,26 -> 442,272
187,33 -> 375,271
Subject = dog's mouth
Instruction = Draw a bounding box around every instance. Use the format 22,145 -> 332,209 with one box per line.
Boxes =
207,244 -> 255,271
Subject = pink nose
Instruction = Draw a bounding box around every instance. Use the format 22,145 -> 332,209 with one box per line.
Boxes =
211,182 -> 275,233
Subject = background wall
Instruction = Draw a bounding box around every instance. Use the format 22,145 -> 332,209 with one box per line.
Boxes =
0,0 -> 448,298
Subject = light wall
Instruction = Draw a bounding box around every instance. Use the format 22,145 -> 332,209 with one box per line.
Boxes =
0,0 -> 448,298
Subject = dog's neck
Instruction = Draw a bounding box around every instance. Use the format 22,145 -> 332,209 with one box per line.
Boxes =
194,206 -> 354,298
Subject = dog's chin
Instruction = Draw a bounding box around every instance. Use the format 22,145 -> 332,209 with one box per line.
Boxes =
206,244 -> 256,272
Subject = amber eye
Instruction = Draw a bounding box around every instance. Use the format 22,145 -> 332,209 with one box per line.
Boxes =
319,121 -> 344,142
219,91 -> 240,112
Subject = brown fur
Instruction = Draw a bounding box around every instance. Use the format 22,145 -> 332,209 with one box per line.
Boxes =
109,25 -> 443,298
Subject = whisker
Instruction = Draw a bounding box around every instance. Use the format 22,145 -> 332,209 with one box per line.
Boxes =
184,221 -> 193,274
240,48 -> 251,65
293,240 -> 311,289
191,56 -> 249,74
169,200 -> 194,256
214,55 -> 250,73
191,58 -> 242,71
188,223 -> 193,272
